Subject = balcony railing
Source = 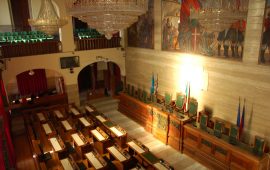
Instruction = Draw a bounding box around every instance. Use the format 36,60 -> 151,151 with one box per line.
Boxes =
75,37 -> 121,51
0,40 -> 61,58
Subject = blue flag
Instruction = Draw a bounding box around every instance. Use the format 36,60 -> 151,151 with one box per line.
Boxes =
236,97 -> 241,127
150,73 -> 155,94
239,99 -> 246,138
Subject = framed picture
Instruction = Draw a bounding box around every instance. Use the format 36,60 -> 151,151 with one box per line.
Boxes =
162,0 -> 249,59
127,0 -> 154,49
259,0 -> 270,64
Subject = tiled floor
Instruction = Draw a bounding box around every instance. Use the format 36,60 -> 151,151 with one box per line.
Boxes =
88,97 -> 208,170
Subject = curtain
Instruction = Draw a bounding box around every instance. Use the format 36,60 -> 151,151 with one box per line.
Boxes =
16,69 -> 48,96
0,93 -> 15,168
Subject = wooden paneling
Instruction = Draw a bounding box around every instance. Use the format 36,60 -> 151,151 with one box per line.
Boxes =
183,124 -> 269,170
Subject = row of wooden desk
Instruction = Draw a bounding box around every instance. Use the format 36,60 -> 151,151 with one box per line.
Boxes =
25,102 -> 173,170
118,92 -> 270,170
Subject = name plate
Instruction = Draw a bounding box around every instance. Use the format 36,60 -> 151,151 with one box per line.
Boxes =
37,112 -> 46,121
91,130 -> 105,141
71,133 -> 85,146
96,115 -> 106,122
79,117 -> 91,127
71,108 -> 80,116
61,120 -> 72,131
110,127 -> 124,137
54,110 -> 63,118
85,106 -> 94,113
154,162 -> 168,170
42,123 -> 52,134
85,152 -> 104,169
49,137 -> 62,152
127,141 -> 145,154
107,146 -> 127,162
60,158 -> 73,170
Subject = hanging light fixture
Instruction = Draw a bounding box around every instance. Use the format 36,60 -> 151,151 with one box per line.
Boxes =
190,0 -> 249,32
65,0 -> 148,39
28,0 -> 68,35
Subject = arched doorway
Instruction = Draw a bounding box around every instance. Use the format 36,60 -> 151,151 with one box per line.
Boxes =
78,61 -> 122,104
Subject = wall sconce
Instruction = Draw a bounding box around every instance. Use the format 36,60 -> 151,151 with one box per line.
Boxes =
96,56 -> 109,62
70,67 -> 74,74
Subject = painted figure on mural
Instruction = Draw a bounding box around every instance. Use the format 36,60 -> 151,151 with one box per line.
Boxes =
178,20 -> 192,52
217,20 -> 245,58
162,18 -> 173,50
260,12 -> 270,63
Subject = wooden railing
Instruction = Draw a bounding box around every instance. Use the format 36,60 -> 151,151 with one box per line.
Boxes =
0,40 -> 61,58
75,37 -> 121,51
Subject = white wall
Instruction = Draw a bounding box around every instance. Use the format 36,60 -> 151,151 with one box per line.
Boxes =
0,0 -> 11,29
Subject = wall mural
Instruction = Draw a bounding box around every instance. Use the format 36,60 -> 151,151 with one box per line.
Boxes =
162,0 -> 248,59
127,0 -> 154,49
260,0 -> 270,64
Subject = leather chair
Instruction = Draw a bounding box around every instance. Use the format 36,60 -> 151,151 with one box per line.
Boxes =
214,121 -> 224,138
253,136 -> 265,157
229,125 -> 239,145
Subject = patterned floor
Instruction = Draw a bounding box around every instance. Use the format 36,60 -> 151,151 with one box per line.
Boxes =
87,97 -> 208,170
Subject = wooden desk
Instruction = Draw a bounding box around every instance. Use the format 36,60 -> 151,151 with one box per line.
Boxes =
61,120 -> 73,131
168,113 -> 191,152
107,146 -> 130,170
79,117 -> 94,128
60,157 -> 79,170
49,137 -> 65,152
42,122 -> 56,137
91,128 -> 112,154
85,105 -> 95,114
109,126 -> 127,148
127,141 -> 146,155
85,152 -> 106,170
54,110 -> 66,121
36,112 -> 48,123
183,123 -> 269,170
151,107 -> 169,144
107,146 -> 128,162
96,115 -> 107,123
70,107 -> 83,118
71,132 -> 91,157
71,133 -> 88,147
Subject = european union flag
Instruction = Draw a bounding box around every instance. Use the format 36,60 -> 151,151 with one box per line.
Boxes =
236,97 -> 241,127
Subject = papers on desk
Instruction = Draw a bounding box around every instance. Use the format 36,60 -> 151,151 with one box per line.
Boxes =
85,106 -> 94,113
61,120 -> 72,131
71,108 -> 80,116
91,130 -> 105,141
110,127 -> 124,137
127,141 -> 145,154
154,162 -> 168,170
49,137 -> 62,152
79,117 -> 91,127
107,146 -> 127,162
60,158 -> 73,170
37,112 -> 46,121
71,133 -> 85,146
96,115 -> 106,122
42,123 -> 52,134
85,152 -> 104,169
54,110 -> 63,118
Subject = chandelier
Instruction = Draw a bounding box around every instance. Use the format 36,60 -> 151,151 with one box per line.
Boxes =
28,0 -> 68,35
65,0 -> 148,39
190,0 -> 249,32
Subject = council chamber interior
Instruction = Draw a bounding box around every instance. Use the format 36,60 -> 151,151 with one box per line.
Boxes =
0,0 -> 270,170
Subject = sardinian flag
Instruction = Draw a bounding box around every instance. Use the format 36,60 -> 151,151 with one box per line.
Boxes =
182,82 -> 190,112
155,74 -> 158,95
